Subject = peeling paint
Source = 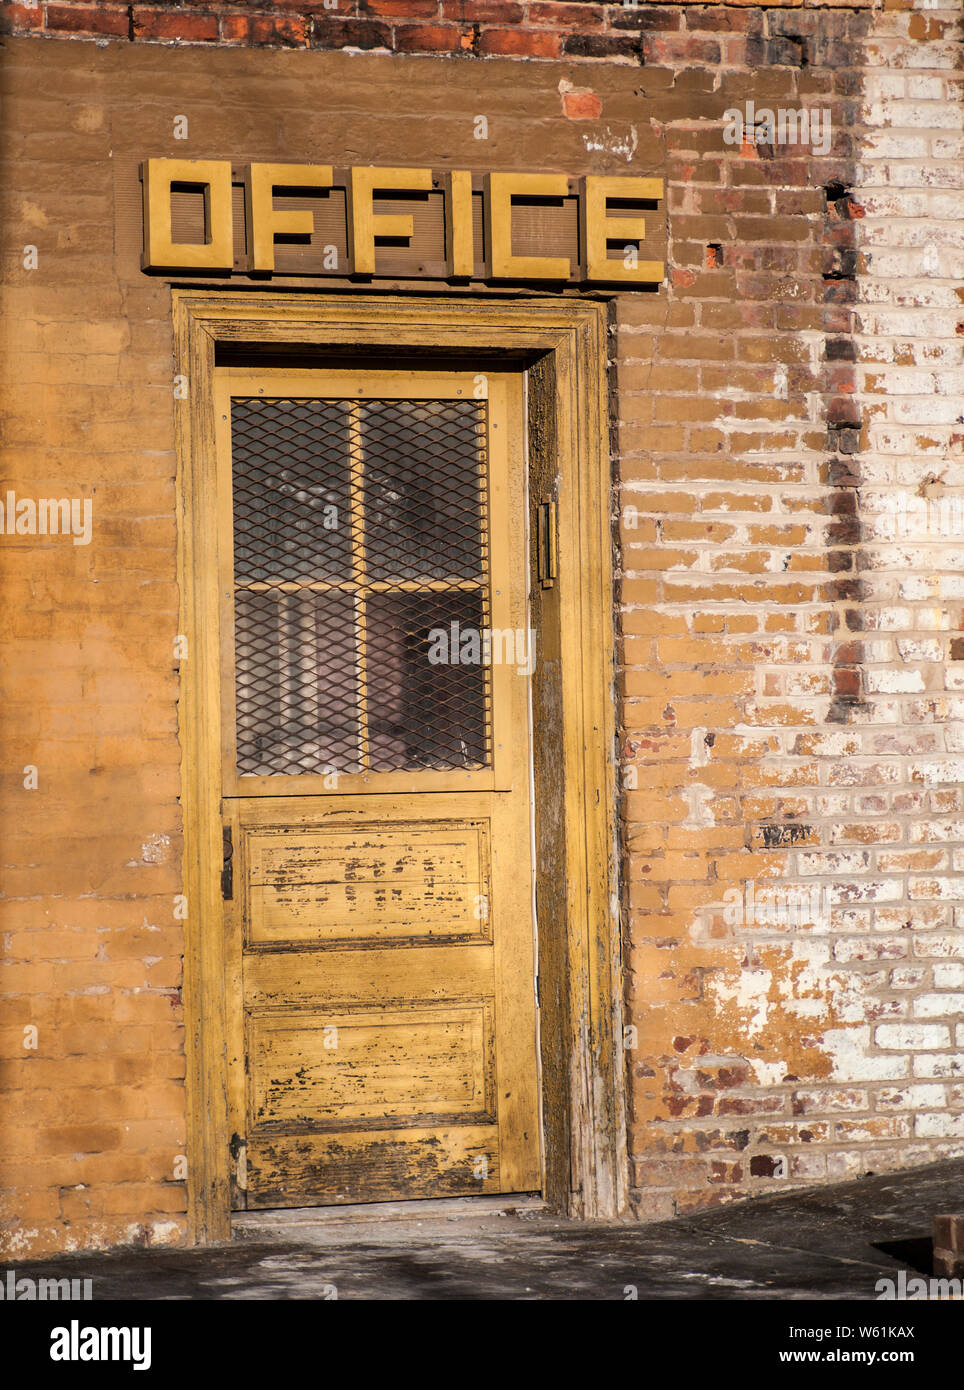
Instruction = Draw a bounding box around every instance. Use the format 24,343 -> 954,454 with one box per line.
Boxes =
581,125 -> 638,162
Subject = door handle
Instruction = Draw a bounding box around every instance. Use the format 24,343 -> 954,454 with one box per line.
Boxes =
537,501 -> 557,589
221,824 -> 234,901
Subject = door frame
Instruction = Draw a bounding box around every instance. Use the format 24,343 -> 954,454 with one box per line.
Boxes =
173,289 -> 626,1239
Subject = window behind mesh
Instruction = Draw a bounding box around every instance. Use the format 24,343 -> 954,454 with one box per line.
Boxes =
230,396 -> 491,777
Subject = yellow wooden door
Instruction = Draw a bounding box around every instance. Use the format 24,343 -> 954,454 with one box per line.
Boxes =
214,367 -> 541,1208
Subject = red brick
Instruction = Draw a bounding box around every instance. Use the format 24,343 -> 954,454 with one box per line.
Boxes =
683,5 -> 756,32
3,0 -> 961,1264
478,27 -> 561,58
562,90 -> 603,120
0,3 -> 45,35
218,13 -> 308,46
45,3 -> 129,37
395,22 -> 465,53
310,16 -> 392,49
361,0 -> 439,17
643,35 -> 723,64
442,0 -> 524,21
526,1 -> 606,29
132,7 -> 219,42
563,32 -> 642,60
610,6 -> 682,32
37,1125 -> 124,1155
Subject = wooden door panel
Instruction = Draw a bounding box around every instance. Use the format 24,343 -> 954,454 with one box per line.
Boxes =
243,942 -> 496,1011
249,1005 -> 495,1128
245,1124 -> 503,1209
247,825 -> 486,887
245,820 -> 491,947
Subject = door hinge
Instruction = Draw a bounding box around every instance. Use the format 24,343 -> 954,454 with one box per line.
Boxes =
534,973 -> 541,1007
537,501 -> 557,589
221,824 -> 234,901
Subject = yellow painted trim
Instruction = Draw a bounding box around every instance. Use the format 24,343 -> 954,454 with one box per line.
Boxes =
174,290 -> 625,1236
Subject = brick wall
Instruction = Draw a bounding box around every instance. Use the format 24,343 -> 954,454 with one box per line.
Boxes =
0,1 -> 961,1255
616,0 -> 964,1214
3,0 -> 874,58
0,42 -> 187,1251
619,1 -> 964,1215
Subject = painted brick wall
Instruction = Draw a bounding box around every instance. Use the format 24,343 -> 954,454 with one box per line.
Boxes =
616,0 -> 964,1215
0,1 -> 961,1255
0,47 -> 187,1251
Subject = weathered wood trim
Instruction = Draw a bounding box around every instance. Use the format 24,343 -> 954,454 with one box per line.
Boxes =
549,307 -> 626,1217
173,304 -> 232,1241
173,289 -> 625,1234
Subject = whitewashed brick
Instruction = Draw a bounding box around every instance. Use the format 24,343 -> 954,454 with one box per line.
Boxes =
877,1084 -> 947,1109
932,963 -> 964,987
913,1054 -> 964,1078
865,668 -> 926,694
915,1112 -> 964,1138
911,992 -> 964,1018
905,75 -> 949,99
890,967 -> 928,989
874,1023 -> 951,1049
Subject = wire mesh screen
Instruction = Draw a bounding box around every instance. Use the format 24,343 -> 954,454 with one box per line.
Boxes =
230,395 -> 491,777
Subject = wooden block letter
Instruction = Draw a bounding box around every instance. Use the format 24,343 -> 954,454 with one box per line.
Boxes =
349,166 -> 434,276
246,164 -> 334,273
141,158 -> 234,271
582,176 -> 664,284
445,171 -> 475,278
485,173 -> 570,281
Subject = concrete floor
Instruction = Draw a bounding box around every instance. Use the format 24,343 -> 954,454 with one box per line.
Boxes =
11,1158 -> 962,1300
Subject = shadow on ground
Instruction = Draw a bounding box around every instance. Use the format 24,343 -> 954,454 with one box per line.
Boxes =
8,1157 -> 962,1300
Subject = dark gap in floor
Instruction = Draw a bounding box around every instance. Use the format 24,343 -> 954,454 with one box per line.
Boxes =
872,1236 -> 933,1277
